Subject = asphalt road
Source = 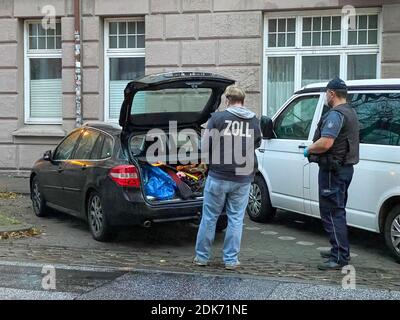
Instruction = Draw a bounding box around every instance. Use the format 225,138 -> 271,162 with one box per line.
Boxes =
0,262 -> 399,300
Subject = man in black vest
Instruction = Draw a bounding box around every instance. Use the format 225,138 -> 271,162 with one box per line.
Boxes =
304,77 -> 360,270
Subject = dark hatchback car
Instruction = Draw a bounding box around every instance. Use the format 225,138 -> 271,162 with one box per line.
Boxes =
30,72 -> 235,241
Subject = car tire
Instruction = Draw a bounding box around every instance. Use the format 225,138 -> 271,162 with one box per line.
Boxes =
384,204 -> 400,263
216,214 -> 228,233
246,174 -> 276,223
87,191 -> 114,242
31,176 -> 48,217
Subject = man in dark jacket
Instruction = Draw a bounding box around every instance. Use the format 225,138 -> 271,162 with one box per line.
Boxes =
194,85 -> 262,270
304,77 -> 360,270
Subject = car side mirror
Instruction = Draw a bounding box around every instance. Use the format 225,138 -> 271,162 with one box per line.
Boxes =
43,150 -> 52,161
260,116 -> 274,139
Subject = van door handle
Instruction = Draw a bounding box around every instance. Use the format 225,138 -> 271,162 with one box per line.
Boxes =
298,145 -> 307,149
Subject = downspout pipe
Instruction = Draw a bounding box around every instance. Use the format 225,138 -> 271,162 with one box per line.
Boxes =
74,0 -> 82,127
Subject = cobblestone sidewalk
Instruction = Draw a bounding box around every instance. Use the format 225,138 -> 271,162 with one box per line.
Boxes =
1,242 -> 399,292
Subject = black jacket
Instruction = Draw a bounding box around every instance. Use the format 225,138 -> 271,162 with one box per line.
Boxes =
202,106 -> 262,183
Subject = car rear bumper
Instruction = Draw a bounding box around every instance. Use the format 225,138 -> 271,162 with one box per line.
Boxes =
100,179 -> 202,226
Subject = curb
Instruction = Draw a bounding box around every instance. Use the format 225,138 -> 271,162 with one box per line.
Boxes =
0,224 -> 34,233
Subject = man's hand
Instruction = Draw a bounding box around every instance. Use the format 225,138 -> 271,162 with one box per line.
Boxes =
307,137 -> 335,155
303,147 -> 310,158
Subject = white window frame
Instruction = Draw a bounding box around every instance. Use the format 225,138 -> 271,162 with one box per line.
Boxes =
104,18 -> 145,123
262,8 -> 382,116
24,20 -> 62,124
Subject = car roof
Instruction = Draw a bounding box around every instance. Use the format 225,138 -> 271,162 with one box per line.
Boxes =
82,121 -> 121,136
295,78 -> 400,94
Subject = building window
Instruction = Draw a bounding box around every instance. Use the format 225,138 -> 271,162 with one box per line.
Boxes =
348,15 -> 378,45
264,10 -> 381,115
302,55 -> 340,86
105,19 -> 145,122
302,16 -> 341,46
24,21 -> 62,124
268,18 -> 296,47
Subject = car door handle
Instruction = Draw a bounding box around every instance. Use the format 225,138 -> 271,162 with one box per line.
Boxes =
298,145 -> 307,149
81,165 -> 87,171
57,166 -> 63,173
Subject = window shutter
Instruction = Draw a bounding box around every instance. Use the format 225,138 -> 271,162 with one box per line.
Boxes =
30,79 -> 62,118
109,80 -> 129,120
109,80 -> 146,119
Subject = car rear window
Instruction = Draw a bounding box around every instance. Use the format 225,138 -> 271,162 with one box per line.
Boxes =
89,133 -> 114,160
101,136 -> 113,159
74,130 -> 100,160
131,88 -> 212,115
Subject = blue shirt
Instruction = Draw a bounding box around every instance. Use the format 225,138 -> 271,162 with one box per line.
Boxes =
320,110 -> 344,139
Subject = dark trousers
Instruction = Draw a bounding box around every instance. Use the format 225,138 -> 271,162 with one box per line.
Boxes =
318,165 -> 354,265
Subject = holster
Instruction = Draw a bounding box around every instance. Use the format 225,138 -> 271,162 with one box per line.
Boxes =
308,154 -> 342,173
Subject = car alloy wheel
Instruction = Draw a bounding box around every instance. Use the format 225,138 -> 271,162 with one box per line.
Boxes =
391,213 -> 400,254
246,175 -> 276,223
89,195 -> 104,236
31,176 -> 47,217
32,180 -> 41,215
248,183 -> 262,218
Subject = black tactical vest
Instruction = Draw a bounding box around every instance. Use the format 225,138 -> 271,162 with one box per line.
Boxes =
313,103 -> 360,165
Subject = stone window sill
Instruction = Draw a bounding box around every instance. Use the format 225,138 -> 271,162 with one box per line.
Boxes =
12,125 -> 67,138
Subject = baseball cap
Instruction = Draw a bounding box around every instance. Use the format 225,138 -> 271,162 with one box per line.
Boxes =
326,77 -> 347,91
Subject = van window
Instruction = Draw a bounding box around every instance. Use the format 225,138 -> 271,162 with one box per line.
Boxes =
274,95 -> 320,140
350,92 -> 400,146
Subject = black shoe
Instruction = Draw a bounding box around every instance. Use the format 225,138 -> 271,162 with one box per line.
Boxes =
318,261 -> 348,271
320,251 -> 351,261
319,250 -> 331,259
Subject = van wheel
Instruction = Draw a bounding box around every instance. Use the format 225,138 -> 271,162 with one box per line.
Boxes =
87,191 -> 114,242
247,175 -> 276,223
31,176 -> 48,217
384,204 -> 400,263
216,214 -> 228,233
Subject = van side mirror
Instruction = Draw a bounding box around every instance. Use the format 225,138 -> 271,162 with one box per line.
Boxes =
260,116 -> 274,139
43,150 -> 52,161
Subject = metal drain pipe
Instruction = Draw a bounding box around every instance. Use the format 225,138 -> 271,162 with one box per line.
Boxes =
74,0 -> 82,127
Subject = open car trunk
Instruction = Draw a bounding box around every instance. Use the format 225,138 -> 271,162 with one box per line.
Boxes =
119,72 -> 235,205
129,131 -> 207,204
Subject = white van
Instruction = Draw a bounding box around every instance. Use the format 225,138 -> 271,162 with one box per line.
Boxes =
248,79 -> 400,262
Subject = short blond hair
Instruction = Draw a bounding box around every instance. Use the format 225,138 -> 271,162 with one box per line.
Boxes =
224,85 -> 246,103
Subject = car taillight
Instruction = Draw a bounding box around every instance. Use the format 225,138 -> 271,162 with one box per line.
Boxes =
109,165 -> 140,188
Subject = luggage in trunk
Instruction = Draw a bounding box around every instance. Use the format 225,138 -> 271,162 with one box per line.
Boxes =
140,162 -> 207,202
129,133 -> 207,203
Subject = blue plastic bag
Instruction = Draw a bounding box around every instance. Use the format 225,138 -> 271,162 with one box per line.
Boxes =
142,165 -> 177,200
